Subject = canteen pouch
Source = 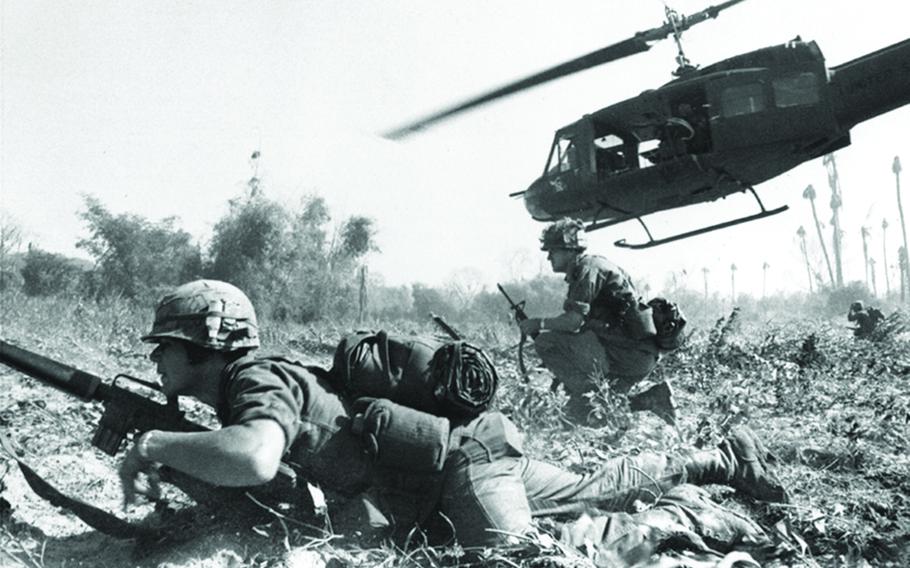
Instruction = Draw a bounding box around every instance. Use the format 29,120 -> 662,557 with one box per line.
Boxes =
622,301 -> 658,340
351,398 -> 450,473
648,297 -> 687,351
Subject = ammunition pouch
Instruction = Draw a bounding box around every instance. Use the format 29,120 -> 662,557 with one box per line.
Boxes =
351,397 -> 450,473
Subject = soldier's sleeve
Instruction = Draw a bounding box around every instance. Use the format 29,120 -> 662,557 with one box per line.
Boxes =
222,360 -> 307,453
563,263 -> 595,316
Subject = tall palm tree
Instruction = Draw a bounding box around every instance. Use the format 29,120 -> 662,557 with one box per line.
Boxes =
895,156 -> 908,302
797,226 -> 813,293
882,219 -> 891,297
803,185 -> 835,287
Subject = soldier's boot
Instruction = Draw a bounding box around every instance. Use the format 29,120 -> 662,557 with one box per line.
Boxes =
685,426 -> 789,503
627,381 -> 677,426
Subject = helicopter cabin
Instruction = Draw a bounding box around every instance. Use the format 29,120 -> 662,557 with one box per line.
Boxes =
543,40 -> 836,186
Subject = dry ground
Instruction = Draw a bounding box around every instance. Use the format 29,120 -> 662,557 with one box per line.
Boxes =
1,295 -> 909,567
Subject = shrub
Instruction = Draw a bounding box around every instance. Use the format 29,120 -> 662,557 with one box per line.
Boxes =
20,247 -> 89,296
77,195 -> 202,299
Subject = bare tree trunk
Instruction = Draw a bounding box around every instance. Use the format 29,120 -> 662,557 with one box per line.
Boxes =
358,265 -> 368,324
762,262 -> 769,299
730,263 -> 737,304
803,185 -> 835,287
883,219 -> 891,297
824,154 -> 845,288
901,247 -> 909,303
797,226 -> 814,293
861,226 -> 870,290
869,258 -> 878,297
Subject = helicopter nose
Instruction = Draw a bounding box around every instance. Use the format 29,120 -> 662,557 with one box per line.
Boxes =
523,177 -> 552,221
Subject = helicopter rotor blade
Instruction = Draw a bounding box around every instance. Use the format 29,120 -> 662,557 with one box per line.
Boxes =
383,0 -> 747,140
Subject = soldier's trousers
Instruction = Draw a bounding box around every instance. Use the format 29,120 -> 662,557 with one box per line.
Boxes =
437,447 -> 768,554
559,484 -> 769,561
438,443 -> 689,546
533,330 -> 659,420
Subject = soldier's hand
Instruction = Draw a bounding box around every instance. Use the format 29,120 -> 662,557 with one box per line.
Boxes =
119,435 -> 162,510
519,318 -> 543,336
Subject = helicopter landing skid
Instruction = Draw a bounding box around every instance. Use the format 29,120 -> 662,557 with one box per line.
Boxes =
612,188 -> 789,250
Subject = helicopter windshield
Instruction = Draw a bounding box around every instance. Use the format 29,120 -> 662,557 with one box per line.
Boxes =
546,135 -> 579,174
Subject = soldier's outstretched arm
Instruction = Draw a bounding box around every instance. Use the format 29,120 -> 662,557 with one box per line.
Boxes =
119,418 -> 286,506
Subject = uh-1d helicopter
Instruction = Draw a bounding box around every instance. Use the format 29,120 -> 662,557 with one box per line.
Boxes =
384,0 -> 910,249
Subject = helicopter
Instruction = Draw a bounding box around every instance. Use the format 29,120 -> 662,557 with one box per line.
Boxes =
384,1 -> 910,249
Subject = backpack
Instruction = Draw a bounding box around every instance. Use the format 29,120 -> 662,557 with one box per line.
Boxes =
330,331 -> 496,418
647,298 -> 687,351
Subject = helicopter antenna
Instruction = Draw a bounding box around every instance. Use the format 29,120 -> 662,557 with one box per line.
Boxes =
664,4 -> 697,76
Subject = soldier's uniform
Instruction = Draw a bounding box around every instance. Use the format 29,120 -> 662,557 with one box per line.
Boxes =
847,301 -> 885,338
136,280 -> 783,557
536,254 -> 660,408
215,351 -> 778,553
530,219 -> 667,422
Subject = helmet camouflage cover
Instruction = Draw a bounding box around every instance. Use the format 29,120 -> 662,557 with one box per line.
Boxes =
540,218 -> 587,251
142,279 -> 259,351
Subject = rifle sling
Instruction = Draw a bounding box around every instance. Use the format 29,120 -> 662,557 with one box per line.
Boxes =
0,432 -> 159,539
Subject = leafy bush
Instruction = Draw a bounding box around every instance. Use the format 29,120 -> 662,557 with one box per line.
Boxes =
20,247 -> 89,296
207,192 -> 376,322
77,195 -> 202,299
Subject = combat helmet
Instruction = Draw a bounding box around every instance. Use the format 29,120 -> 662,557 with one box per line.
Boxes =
142,280 -> 259,351
540,218 -> 587,251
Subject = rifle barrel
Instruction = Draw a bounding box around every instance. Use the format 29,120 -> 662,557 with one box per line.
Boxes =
0,339 -> 106,402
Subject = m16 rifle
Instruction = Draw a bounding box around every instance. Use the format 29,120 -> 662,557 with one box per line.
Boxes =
0,339 -> 302,538
497,284 -> 539,378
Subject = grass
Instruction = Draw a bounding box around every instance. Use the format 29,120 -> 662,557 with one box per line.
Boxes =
1,292 -> 909,566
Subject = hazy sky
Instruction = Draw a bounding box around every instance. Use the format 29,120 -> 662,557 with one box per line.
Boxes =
2,1 -> 909,298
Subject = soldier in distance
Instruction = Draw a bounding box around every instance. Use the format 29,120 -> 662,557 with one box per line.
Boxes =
519,218 -> 681,425
847,300 -> 885,339
120,279 -> 786,556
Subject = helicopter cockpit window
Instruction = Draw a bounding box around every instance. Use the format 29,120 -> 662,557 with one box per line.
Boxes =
720,83 -> 766,117
772,72 -> 819,108
547,136 -> 579,174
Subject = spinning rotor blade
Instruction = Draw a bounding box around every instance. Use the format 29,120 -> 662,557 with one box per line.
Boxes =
383,0 -> 747,140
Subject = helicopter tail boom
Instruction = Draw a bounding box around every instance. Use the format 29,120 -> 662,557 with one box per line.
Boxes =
829,38 -> 910,130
